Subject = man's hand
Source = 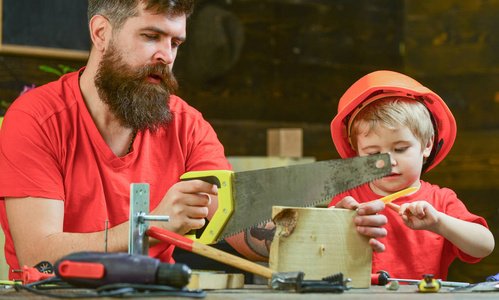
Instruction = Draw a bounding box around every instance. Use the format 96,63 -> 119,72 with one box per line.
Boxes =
334,196 -> 387,252
150,180 -> 218,235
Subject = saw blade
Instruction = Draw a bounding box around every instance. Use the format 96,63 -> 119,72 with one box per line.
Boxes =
218,153 -> 391,239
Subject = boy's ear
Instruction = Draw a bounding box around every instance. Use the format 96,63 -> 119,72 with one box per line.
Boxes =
89,15 -> 111,52
423,136 -> 434,158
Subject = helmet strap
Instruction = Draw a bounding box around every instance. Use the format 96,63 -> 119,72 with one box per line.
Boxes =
421,105 -> 443,173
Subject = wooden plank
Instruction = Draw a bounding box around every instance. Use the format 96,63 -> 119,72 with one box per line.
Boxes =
269,206 -> 372,288
0,44 -> 88,60
186,272 -> 245,290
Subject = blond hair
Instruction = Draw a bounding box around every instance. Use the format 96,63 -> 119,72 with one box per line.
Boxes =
350,97 -> 434,152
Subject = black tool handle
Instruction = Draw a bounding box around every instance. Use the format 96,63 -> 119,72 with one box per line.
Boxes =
54,251 -> 190,288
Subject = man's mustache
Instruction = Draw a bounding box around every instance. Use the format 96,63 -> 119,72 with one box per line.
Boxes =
137,64 -> 172,81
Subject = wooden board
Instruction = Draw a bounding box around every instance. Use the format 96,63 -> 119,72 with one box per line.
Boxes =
267,128 -> 303,158
269,206 -> 372,288
186,272 -> 245,290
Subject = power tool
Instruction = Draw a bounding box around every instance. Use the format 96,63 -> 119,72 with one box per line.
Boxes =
54,251 -> 191,288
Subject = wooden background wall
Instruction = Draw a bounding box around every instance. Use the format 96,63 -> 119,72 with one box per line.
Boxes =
1,0 -> 498,283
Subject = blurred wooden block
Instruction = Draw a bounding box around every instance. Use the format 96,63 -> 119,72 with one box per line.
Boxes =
186,272 -> 245,290
267,128 -> 303,158
269,206 -> 372,288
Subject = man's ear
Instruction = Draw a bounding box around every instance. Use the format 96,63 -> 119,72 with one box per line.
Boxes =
423,136 -> 434,158
89,15 -> 111,52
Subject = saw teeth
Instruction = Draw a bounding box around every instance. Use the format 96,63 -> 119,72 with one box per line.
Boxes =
221,174 -> 388,241
221,220 -> 271,240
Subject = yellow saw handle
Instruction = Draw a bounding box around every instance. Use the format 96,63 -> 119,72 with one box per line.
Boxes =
180,170 -> 234,244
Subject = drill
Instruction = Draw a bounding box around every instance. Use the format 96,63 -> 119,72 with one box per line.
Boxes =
54,251 -> 191,288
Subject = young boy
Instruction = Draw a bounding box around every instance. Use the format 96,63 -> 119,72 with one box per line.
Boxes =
329,70 -> 494,280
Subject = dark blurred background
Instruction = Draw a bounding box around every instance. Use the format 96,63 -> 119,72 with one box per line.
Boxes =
1,0 -> 498,284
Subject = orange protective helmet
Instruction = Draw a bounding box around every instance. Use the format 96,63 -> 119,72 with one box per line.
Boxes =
330,70 -> 457,173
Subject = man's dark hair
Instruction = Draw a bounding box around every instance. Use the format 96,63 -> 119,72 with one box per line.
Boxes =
88,0 -> 194,29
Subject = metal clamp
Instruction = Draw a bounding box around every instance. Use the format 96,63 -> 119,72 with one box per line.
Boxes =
128,183 -> 170,255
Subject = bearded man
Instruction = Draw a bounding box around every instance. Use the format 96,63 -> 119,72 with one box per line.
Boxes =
0,0 -> 389,281
0,0 -> 235,280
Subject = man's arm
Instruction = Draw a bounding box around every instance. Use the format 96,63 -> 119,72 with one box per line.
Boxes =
5,197 -> 125,267
5,180 -> 219,267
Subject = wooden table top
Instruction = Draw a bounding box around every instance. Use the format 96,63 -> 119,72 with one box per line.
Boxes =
1,284 -> 498,299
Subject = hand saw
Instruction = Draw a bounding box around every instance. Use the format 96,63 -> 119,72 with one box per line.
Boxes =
180,153 -> 391,244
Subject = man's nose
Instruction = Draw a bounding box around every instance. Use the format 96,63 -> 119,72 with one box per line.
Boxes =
154,43 -> 174,65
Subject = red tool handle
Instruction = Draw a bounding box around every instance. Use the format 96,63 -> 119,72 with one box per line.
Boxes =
371,270 -> 390,286
57,261 -> 105,279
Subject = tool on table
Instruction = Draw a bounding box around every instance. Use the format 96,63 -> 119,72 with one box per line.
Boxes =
54,251 -> 191,288
180,153 -> 391,244
486,272 -> 499,282
147,226 -> 352,292
371,270 -> 390,285
371,271 -> 470,288
271,271 -> 352,293
449,281 -> 499,292
418,274 -> 441,292
385,280 -> 400,290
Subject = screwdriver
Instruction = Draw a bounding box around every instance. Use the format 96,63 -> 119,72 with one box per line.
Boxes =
371,271 -> 470,287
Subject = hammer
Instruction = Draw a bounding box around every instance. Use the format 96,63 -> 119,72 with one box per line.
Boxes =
147,226 -> 302,288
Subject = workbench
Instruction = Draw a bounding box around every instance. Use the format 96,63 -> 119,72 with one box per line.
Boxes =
1,284 -> 497,299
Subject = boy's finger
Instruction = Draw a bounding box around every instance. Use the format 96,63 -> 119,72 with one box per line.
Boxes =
370,238 -> 386,253
357,200 -> 384,215
355,214 -> 388,227
334,196 -> 359,210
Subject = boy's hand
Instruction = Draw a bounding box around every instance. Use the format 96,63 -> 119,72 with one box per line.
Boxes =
399,201 -> 440,231
334,197 -> 388,252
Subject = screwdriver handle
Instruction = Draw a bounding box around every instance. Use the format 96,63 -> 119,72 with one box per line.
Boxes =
371,270 -> 390,285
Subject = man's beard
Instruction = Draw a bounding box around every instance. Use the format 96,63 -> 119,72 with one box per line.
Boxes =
94,45 -> 178,132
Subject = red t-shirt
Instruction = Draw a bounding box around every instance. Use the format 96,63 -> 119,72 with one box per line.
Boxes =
0,70 -> 231,279
328,181 -> 488,280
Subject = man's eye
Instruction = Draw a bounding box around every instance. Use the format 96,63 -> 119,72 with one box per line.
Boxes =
394,147 -> 407,153
172,40 -> 182,48
143,34 -> 158,40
